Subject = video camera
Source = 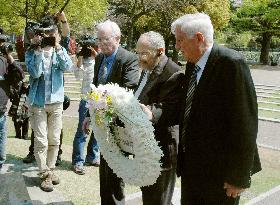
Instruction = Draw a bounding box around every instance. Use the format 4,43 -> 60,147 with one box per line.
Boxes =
78,35 -> 98,58
0,34 -> 13,55
0,43 -> 13,55
25,15 -> 58,48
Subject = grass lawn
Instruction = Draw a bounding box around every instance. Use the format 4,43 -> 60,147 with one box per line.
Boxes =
5,116 -> 280,204
258,110 -> 280,119
258,102 -> 280,110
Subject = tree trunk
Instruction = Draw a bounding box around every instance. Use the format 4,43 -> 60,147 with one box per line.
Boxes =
165,38 -> 170,56
126,23 -> 134,51
172,43 -> 179,64
260,33 -> 272,65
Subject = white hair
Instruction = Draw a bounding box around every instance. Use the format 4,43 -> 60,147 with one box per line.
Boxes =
171,13 -> 214,44
139,31 -> 165,50
96,20 -> 121,37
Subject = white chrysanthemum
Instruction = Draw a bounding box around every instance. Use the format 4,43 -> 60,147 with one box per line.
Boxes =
87,83 -> 163,187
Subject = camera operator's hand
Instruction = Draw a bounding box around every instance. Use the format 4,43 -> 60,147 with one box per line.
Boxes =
77,55 -> 84,69
89,46 -> 98,58
30,35 -> 42,50
55,42 -> 62,50
76,46 -> 82,54
5,52 -> 14,64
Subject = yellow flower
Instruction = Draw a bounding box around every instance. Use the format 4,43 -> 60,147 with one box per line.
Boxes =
106,96 -> 112,105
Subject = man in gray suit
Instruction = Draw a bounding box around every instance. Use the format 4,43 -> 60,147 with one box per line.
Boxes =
83,20 -> 139,205
136,31 -> 183,205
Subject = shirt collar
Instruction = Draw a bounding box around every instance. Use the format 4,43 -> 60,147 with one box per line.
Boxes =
104,47 -> 118,63
196,43 -> 213,70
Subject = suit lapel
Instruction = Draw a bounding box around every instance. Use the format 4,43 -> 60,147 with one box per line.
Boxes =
138,55 -> 168,103
94,54 -> 104,86
107,47 -> 123,83
192,44 -> 220,106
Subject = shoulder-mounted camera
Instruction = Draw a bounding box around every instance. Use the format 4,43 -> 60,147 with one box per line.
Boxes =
26,16 -> 58,49
0,34 -> 13,55
78,35 -> 97,58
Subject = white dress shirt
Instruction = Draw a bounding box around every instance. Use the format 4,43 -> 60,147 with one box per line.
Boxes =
195,44 -> 213,84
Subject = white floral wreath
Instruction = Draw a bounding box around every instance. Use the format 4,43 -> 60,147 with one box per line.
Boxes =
86,83 -> 163,187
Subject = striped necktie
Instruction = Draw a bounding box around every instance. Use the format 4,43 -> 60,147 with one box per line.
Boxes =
181,64 -> 201,151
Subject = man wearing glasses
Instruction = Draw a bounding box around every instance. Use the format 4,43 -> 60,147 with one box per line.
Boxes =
82,20 -> 139,205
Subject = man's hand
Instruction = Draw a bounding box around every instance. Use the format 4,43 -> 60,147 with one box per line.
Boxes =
55,11 -> 67,22
82,117 -> 91,135
139,103 -> 153,121
5,53 -> 14,64
89,46 -> 98,58
77,55 -> 84,69
31,35 -> 42,46
224,182 -> 245,198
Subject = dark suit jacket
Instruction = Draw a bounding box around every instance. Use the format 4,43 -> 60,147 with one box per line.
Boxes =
93,46 -> 139,90
138,55 -> 183,168
177,44 -> 261,189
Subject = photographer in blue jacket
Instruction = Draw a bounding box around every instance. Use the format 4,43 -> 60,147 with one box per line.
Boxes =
25,21 -> 72,192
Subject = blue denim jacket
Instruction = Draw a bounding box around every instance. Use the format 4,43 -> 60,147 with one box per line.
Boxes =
25,47 -> 72,107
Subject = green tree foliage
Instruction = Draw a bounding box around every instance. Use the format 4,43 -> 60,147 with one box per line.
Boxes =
197,0 -> 231,30
108,0 -> 230,61
0,0 -> 108,35
231,0 -> 280,64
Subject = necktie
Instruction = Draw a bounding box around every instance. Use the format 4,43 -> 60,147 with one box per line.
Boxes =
134,71 -> 149,99
99,58 -> 108,84
181,64 -> 201,151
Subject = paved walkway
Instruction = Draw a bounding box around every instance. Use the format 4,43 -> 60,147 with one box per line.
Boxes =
245,185 -> 280,205
250,65 -> 280,86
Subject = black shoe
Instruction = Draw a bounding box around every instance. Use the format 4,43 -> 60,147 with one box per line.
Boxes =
23,153 -> 35,163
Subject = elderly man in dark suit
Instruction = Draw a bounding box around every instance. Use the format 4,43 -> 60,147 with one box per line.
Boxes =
135,31 -> 183,205
83,20 -> 139,205
171,13 -> 261,205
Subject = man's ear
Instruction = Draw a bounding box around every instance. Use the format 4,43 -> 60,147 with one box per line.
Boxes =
157,48 -> 165,56
196,32 -> 204,43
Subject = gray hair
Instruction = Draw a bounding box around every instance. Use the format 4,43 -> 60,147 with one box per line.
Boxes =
96,20 -> 121,37
139,31 -> 165,50
171,13 -> 214,45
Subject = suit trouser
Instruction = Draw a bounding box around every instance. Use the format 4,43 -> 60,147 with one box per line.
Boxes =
14,118 -> 29,139
99,155 -> 125,205
29,103 -> 63,172
141,142 -> 177,205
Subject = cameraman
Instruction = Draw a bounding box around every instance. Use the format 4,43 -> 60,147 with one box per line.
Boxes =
25,22 -> 72,192
23,11 -> 71,165
72,35 -> 99,175
0,31 -> 24,170
24,12 -> 70,52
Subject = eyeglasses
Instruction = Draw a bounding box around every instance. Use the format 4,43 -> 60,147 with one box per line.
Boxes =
136,50 -> 156,57
96,36 -> 114,44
